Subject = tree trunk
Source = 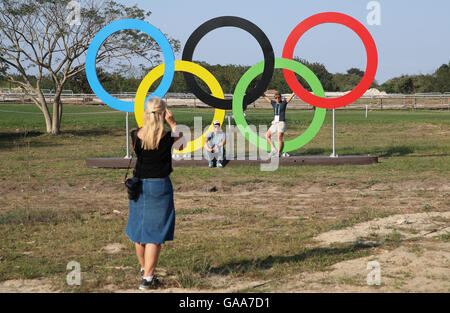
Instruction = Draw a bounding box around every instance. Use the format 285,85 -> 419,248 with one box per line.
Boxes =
44,109 -> 53,133
35,91 -> 53,133
51,96 -> 62,135
50,77 -> 68,135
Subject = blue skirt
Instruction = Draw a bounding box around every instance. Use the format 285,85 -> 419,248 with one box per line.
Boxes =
125,176 -> 175,244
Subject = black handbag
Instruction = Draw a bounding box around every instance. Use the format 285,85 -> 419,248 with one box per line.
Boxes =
124,133 -> 142,201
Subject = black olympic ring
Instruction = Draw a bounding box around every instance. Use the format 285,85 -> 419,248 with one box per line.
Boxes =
182,16 -> 275,110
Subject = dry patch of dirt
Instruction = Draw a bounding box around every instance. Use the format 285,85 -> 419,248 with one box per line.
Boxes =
272,240 -> 449,292
0,278 -> 56,293
102,243 -> 126,254
266,211 -> 450,292
107,278 -> 271,293
314,211 -> 450,245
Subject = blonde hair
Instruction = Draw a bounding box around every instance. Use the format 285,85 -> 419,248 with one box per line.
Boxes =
140,97 -> 167,150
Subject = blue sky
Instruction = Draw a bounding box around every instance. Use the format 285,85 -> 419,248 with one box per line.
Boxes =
116,0 -> 450,84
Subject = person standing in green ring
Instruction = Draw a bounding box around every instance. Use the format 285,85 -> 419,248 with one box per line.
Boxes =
262,90 -> 296,157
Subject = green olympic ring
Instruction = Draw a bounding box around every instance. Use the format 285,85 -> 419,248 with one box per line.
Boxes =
232,58 -> 327,153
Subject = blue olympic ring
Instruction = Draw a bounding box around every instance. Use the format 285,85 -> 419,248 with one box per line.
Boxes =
85,19 -> 175,112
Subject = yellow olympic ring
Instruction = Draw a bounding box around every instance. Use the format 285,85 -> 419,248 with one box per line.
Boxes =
135,60 -> 225,154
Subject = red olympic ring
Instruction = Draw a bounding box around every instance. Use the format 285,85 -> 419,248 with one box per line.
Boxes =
282,12 -> 378,109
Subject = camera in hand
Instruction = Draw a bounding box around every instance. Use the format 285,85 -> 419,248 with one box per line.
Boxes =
125,176 -> 141,200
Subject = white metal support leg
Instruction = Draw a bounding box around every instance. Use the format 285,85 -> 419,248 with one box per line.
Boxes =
125,112 -> 131,159
330,109 -> 338,158
226,114 -> 233,159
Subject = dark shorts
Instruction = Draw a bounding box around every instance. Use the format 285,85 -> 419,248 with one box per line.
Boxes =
125,176 -> 175,244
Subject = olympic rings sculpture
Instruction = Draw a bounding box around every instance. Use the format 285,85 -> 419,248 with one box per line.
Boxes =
86,13 -> 378,154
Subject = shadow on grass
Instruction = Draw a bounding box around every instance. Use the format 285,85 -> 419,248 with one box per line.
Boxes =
297,148 -> 327,155
332,145 -> 415,157
0,131 -> 68,150
291,146 -> 414,157
0,131 -> 44,149
60,129 -> 120,137
0,131 -> 43,141
402,153 -> 450,158
208,244 -> 371,276
380,146 -> 414,157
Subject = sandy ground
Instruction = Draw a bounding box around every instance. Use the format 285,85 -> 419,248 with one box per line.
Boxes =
275,211 -> 449,293
1,210 -> 447,293
273,240 -> 449,293
0,278 -> 56,293
314,211 -> 450,245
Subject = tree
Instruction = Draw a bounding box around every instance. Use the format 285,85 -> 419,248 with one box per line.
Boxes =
0,54 -> 6,77
398,77 -> 414,94
293,57 -> 337,92
435,62 -> 450,93
414,75 -> 437,93
0,0 -> 180,134
347,68 -> 365,77
332,73 -> 360,92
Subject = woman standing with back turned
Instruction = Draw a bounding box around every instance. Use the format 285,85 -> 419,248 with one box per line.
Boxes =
125,97 -> 182,290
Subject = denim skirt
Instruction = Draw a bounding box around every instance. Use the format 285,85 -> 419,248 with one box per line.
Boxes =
125,176 -> 175,244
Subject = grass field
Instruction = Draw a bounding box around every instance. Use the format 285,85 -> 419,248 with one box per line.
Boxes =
0,103 -> 449,292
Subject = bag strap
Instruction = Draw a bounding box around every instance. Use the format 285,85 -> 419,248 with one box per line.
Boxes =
124,131 -> 139,181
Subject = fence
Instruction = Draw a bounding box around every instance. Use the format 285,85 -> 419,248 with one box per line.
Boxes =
0,90 -> 449,110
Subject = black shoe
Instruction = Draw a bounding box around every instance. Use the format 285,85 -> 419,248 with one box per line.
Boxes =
140,268 -> 144,276
139,276 -> 163,290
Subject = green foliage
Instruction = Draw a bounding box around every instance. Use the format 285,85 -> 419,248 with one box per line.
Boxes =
331,67 -> 380,92
435,63 -> 450,93
58,60 -> 449,95
347,68 -> 365,77
293,57 -> 337,92
333,73 -> 362,92
379,61 -> 450,94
